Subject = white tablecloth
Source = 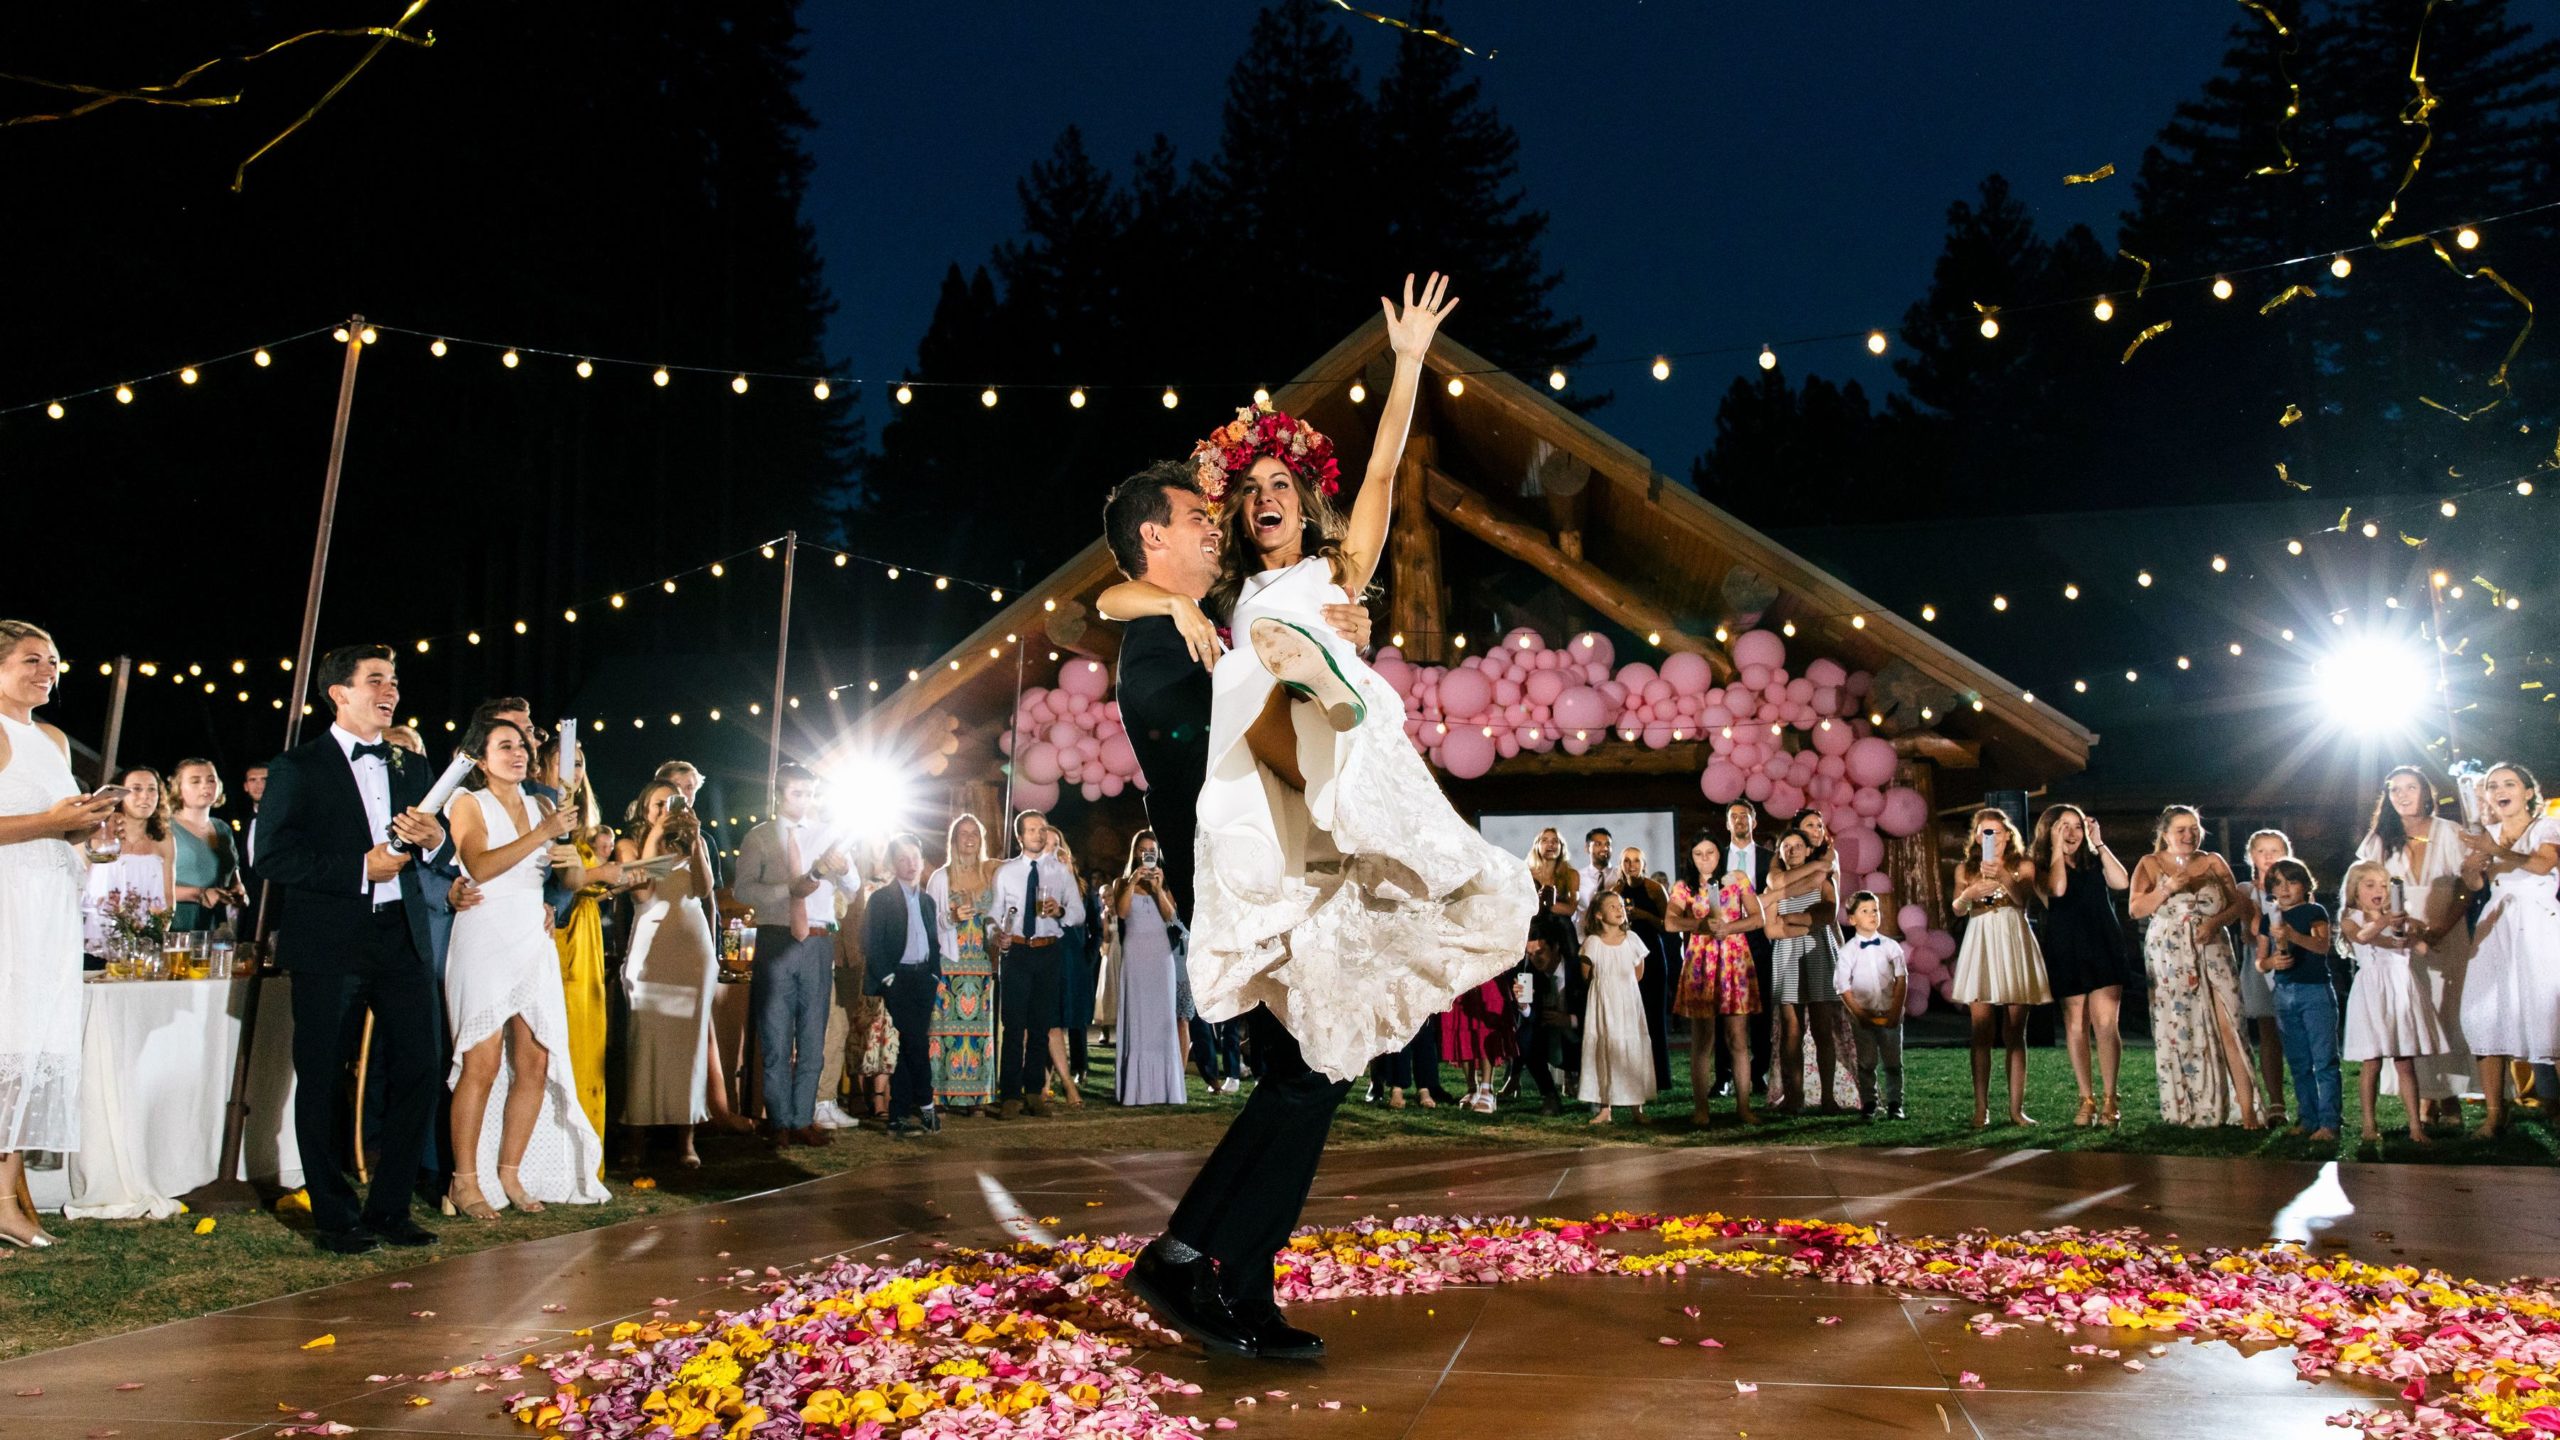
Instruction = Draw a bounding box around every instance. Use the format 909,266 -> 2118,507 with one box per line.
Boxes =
27,976 -> 302,1219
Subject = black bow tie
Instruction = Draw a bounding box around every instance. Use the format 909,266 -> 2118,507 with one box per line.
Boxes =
351,741 -> 392,763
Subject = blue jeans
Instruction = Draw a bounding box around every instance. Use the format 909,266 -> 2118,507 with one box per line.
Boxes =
752,929 -> 836,1129
2272,981 -> 2342,1133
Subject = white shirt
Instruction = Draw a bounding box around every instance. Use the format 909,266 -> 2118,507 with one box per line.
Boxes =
1728,839 -> 1761,886
1835,931 -> 1907,1013
992,851 -> 1085,940
331,724 -> 401,904
1575,853 -> 1610,919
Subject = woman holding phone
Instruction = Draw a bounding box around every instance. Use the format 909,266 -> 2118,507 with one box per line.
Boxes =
1113,830 -> 1189,1106
1947,807 -> 2051,1127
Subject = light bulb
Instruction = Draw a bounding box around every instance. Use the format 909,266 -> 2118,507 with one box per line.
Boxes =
2229,642 -> 2245,656
710,562 -> 725,577
2330,254 -> 2353,278
1252,386 -> 1271,405
114,385 -> 133,405
2504,597 -> 2520,610
990,589 -> 1004,603
662,579 -> 677,592
810,378 -> 829,399
2439,500 -> 2457,517
1867,331 -> 1888,355
2281,628 -> 2295,641
1068,387 -> 1086,409
2456,226 -> 2480,250
333,327 -> 350,342
179,366 -> 198,385
2287,539 -> 2304,555
513,620 -> 528,634
430,338 -> 448,357
2063,583 -> 2080,600
2125,670 -> 2138,682
2137,569 -> 2154,587
1548,368 -> 1568,390
45,401 -> 63,419
935,575 -> 949,590
502,349 -> 520,369
1446,376 -> 1465,396
980,386 -> 998,407
1452,634 -> 1467,649
1161,386 -> 1179,409
1992,595 -> 2008,611
610,593 -> 625,607
2177,656 -> 2191,670
2517,480 -> 2534,495
415,639 -> 430,654
1757,346 -> 1777,370
2212,276 -> 2234,301
1850,614 -> 1866,629
2073,679 -> 2088,693
358,326 -> 377,345
466,631 -> 482,645
253,349 -> 272,367
894,383 -> 912,404
2362,521 -> 2380,537
1348,380 -> 1366,403
1781,621 -> 1797,637
2092,297 -> 2115,322
731,374 -> 749,394
230,660 -> 245,674
1920,604 -> 1936,622
886,567 -> 899,580
2211,554 -> 2228,573
563,608 -> 579,623
1651,356 -> 1671,381
1978,316 -> 2000,339
653,367 -> 671,387
577,359 -> 594,379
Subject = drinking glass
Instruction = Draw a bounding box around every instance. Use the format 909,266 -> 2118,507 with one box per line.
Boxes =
209,938 -> 236,980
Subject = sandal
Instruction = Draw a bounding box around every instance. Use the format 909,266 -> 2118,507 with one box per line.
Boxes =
496,1163 -> 546,1214
447,1173 -> 499,1221
2073,1097 -> 2098,1128
0,1195 -> 55,1249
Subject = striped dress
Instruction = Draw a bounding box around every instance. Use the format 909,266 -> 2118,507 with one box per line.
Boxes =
1769,886 -> 1838,1004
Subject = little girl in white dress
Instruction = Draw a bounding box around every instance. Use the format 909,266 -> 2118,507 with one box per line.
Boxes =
2335,859 -> 2449,1145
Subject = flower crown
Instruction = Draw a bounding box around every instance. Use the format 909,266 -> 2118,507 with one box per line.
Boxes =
1188,400 -> 1340,503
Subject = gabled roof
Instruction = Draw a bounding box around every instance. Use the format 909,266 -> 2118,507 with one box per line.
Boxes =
854,316 -> 2095,787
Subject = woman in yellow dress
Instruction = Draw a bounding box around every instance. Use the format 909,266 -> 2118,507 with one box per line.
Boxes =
541,757 -> 622,1169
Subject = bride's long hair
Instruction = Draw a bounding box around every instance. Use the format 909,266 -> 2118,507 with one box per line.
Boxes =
1205,461 -> 1351,622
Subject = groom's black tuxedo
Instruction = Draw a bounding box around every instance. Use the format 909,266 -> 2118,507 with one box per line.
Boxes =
1117,612 -> 1351,1317
252,730 -> 445,1240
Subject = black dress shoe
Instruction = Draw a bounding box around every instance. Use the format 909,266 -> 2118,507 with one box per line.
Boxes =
1234,1298 -> 1324,1360
886,1117 -> 919,1138
315,1227 -> 382,1255
370,1216 -> 441,1247
920,1106 -> 942,1135
1125,1241 -> 1257,1356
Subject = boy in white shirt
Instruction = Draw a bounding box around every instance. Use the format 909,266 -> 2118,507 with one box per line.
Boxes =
1833,891 -> 1907,1120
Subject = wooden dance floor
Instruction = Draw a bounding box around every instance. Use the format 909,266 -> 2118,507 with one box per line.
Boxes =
6,1141 -> 2555,1438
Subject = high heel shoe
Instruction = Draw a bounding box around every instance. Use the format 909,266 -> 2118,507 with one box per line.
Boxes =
0,1196 -> 54,1248
2100,1095 -> 2121,1128
2073,1097 -> 2098,1128
447,1173 -> 499,1221
496,1163 -> 545,1214
1251,618 -> 1368,732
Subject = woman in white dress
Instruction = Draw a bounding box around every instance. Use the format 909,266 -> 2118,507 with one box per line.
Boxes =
1095,273 -> 1535,1082
0,621 -> 121,1248
2454,762 -> 2560,1139
443,718 -> 607,1218
2335,859 -> 2450,1147
617,779 -> 723,1165
1947,807 -> 2051,1128
79,767 -> 173,969
2355,766 -> 2477,1121
1578,892 -> 1654,1122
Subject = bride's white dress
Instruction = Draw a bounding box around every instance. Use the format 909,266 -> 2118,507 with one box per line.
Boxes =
443,789 -> 608,1207
1190,557 -> 1536,1081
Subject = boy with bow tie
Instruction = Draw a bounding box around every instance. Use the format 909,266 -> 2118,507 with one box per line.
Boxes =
1833,891 -> 1907,1120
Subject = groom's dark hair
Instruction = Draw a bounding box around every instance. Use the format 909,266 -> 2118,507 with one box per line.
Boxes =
1103,460 -> 1203,580
314,643 -> 394,698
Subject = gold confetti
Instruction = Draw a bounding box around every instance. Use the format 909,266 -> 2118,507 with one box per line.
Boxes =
2337,506 -> 2354,531
300,1334 -> 336,1350
2279,404 -> 2304,427
2401,532 -> 2427,547
1320,0 -> 1494,58
2064,163 -> 2116,185
2236,0 -> 2303,176
2118,249 -> 2153,297
2419,394 -> 2502,421
2259,284 -> 2317,315
631,1176 -> 657,1191
193,1217 -> 216,1235
2276,463 -> 2309,491
2370,0 -> 2444,240
2120,320 -> 2172,364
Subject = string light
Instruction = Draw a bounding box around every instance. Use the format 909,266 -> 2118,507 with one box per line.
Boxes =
2212,276 -> 2234,300
2362,520 -> 2382,538
1866,331 -> 1888,355
2125,670 -> 2139,682
653,367 -> 670,387
1069,387 -> 1086,409
1850,614 -> 1866,629
1160,386 -> 1179,409
1252,386 -> 1271,405
2519,480 -> 2536,496
1651,356 -> 1671,381
512,620 -> 528,635
46,401 -> 63,420
430,338 -> 448,357
253,349 -> 271,367
415,639 -> 430,654
2062,583 -> 2080,600
760,544 -> 776,559
662,579 -> 678,593
2137,570 -> 2154,587
2073,679 -> 2088,693
179,366 -> 198,385
2228,642 -> 2244,656
466,631 -> 482,645
563,608 -> 578,623
333,327 -> 349,342
893,383 -> 911,404
1978,316 -> 2000,339
1920,604 -> 1936,622
1548,368 -> 1567,390
2288,539 -> 2304,555
1446,376 -> 1465,396
980,386 -> 998,408
2092,297 -> 2115,322
2211,554 -> 2228,573
2456,225 -> 2481,250
577,358 -> 594,379
114,385 -> 133,405
2439,500 -> 2458,518
1757,346 -> 1777,371
1348,380 -> 1366,403
2330,254 -> 2353,278
358,326 -> 377,345
732,374 -> 750,395
885,567 -> 900,580
990,589 -> 1004,603
811,378 -> 829,400
502,349 -> 520,369
934,576 -> 949,591
1992,595 -> 2008,611
1780,621 -> 1797,637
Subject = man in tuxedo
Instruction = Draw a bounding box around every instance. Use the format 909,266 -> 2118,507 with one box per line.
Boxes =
1720,800 -> 1775,1099
860,833 -> 944,1136
988,810 -> 1084,1117
733,765 -> 858,1145
1103,460 -> 1369,1362
250,644 -> 449,1254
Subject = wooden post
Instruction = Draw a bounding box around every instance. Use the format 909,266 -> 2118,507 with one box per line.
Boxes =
201,316 -> 367,1211
765,532 -> 798,802
1884,757 -> 1946,933
95,656 -> 134,785
1387,430 -> 1447,662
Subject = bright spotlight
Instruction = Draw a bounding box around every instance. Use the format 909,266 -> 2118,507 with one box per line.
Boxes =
820,751 -> 916,842
2315,633 -> 2433,735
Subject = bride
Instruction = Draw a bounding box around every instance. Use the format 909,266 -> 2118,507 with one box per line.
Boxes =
1098,273 -> 1535,1082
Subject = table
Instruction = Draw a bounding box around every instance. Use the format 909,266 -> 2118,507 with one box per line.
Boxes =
26,975 -> 302,1219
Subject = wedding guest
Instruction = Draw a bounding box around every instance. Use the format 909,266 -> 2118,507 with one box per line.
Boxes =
81,767 -> 173,970
925,814 -> 999,1114
1043,837 -> 1092,1106
236,761 -> 272,937
0,620 -> 121,1249
1578,891 -> 1652,1124
733,766 -> 858,1145
384,725 -> 427,758
1948,807 -> 2051,1128
252,643 -> 450,1253
2252,857 -> 2342,1142
1668,832 -> 1760,1127
1607,845 -> 1676,1092
860,833 -> 944,1137
2241,829 -> 2298,1125
1720,800 -> 1777,1101
2129,805 -> 2263,1129
654,760 -> 704,806
1515,896 -> 1578,1113
1834,892 -> 1908,1121
442,716 -> 607,1217
1575,828 -> 1613,920
2453,762 -> 2560,1139
2336,859 -> 2450,1147
1441,962 -> 1514,1113
475,699 -> 574,931
619,778 -> 724,1165
540,754 -> 621,1163
2029,804 -> 2134,1127
989,810 -> 1083,1117
169,758 -> 244,933
834,840 -> 897,1121
1762,830 -> 1845,1112
1114,830 -> 1189,1106
1525,827 -> 1578,910
241,763 -> 269,810
2356,766 -> 2477,1123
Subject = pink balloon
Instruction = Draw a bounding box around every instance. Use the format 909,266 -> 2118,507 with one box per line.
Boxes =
1785,677 -> 1814,704
1570,631 -> 1616,669
1700,761 -> 1746,804
1020,742 -> 1062,785
1599,680 -> 1627,706
997,730 -> 1017,756
1101,775 -> 1126,798
1643,724 -> 1676,749
1440,667 -> 1494,719
1661,651 -> 1714,697
1076,737 -> 1103,762
1616,661 -> 1659,692
1861,870 -> 1891,895
1810,718 -> 1854,757
1014,778 -> 1061,812
1563,735 -> 1592,756
1897,903 -> 1929,934
1505,627 -> 1546,653
1743,772 -> 1773,803
1643,679 -> 1673,704
1846,669 -> 1873,698
1926,930 -> 1958,963
1373,656 -> 1414,696
1732,741 -> 1764,770
1493,678 -> 1523,707
1852,785 -> 1885,818
1497,732 -> 1521,759
1525,669 -> 1568,706
1790,704 -> 1818,730
1905,988 -> 1931,1019
1844,735 -> 1898,789
1554,686 -> 1609,731
1739,663 -> 1770,692
1058,658 -> 1111,699
1100,734 -> 1138,775
1812,686 -> 1841,715
1805,657 -> 1847,689
1837,829 -> 1881,875
1877,786 -> 1929,838
1440,726 -> 1497,780
1731,628 -> 1786,672
1725,690 -> 1758,721
1065,692 -> 1092,714
1080,781 -> 1104,803
1766,782 -> 1805,820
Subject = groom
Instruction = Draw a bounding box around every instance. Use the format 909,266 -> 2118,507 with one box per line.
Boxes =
1104,460 -> 1370,1360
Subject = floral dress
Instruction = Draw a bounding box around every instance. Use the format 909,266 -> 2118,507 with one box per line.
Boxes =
1670,878 -> 1758,1017
2143,873 -> 2248,1126
926,866 -> 995,1106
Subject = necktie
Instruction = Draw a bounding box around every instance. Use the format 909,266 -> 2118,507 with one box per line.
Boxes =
1858,937 -> 1882,948
1023,856 -> 1042,937
352,741 -> 392,763
785,824 -> 811,941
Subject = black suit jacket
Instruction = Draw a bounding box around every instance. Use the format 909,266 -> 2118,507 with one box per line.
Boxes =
861,880 -> 945,996
1116,615 -> 1212,924
251,733 -> 440,971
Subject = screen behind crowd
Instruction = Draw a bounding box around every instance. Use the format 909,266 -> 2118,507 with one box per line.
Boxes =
1477,810 -> 1678,881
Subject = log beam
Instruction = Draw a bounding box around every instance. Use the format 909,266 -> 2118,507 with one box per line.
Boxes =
1484,740 -> 1709,778
1388,431 -> 1448,662
1423,466 -> 1734,680
1891,732 -> 1979,769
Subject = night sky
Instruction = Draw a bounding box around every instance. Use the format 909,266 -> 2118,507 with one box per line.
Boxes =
798,1 -> 2240,468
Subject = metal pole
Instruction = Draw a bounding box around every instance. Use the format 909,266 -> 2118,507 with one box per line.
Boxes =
96,656 -> 134,785
200,316 -> 367,1210
2427,582 -> 2461,762
765,532 -> 797,803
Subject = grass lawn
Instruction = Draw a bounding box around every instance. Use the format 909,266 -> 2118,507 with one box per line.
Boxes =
4,1037 -> 2550,1361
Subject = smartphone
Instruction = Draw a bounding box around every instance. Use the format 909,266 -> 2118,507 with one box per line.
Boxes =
90,784 -> 129,805
666,793 -> 691,813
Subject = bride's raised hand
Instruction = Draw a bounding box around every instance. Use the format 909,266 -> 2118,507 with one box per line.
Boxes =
1382,272 -> 1459,362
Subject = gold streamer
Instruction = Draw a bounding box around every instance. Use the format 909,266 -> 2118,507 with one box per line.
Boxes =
232,1 -> 436,192
2236,0 -> 2304,177
1319,0 -> 1495,58
2277,463 -> 2309,490
0,18 -> 432,129
2401,532 -> 2427,547
2118,250 -> 2154,298
2420,395 -> 2503,421
2064,163 -> 2117,185
2259,284 -> 2317,315
2370,0 -> 2444,240
2279,404 -> 2304,427
2120,320 -> 2173,364
2337,506 -> 2354,532
2384,234 -> 2537,392
2473,575 -> 2507,606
